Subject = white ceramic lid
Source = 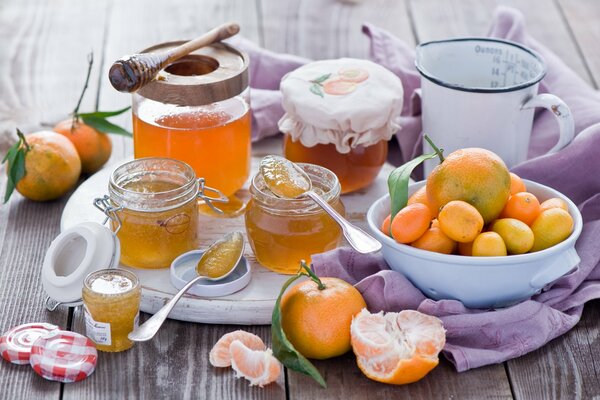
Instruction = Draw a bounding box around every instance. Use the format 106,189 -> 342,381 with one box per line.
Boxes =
42,222 -> 120,304
278,58 -> 404,153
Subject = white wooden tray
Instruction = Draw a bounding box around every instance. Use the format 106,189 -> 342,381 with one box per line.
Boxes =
61,158 -> 392,325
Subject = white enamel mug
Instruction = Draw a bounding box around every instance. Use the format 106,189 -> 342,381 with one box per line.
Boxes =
416,38 -> 574,175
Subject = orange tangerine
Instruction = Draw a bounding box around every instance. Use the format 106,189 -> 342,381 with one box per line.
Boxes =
280,277 -> 366,360
457,241 -> 473,256
472,232 -> 507,257
500,192 -> 541,226
426,148 -> 511,223
381,214 -> 391,236
539,197 -> 568,213
408,186 -> 439,217
437,200 -> 484,243
54,119 -> 112,174
411,226 -> 456,254
229,340 -> 281,387
509,172 -> 527,194
209,330 -> 266,367
530,208 -> 574,252
350,309 -> 446,385
491,218 -> 534,254
390,203 -> 432,244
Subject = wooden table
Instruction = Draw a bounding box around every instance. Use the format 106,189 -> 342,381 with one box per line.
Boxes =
1,1 -> 599,398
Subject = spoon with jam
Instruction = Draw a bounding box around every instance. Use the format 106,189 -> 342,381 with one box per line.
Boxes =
128,232 -> 244,342
260,155 -> 382,254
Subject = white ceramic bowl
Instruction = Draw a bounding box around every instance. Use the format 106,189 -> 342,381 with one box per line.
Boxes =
366,179 -> 583,308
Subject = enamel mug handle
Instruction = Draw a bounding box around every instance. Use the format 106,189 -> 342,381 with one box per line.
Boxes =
522,93 -> 575,155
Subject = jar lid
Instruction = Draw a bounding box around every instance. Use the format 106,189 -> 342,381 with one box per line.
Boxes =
30,330 -> 97,383
0,323 -> 59,365
136,41 -> 249,106
42,222 -> 120,305
278,58 -> 404,153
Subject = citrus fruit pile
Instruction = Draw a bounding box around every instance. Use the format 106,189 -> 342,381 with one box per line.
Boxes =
383,147 -> 574,256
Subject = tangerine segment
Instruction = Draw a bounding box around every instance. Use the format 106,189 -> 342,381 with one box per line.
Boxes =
411,226 -> 456,255
500,192 -> 540,226
491,218 -> 534,255
472,232 -> 507,257
426,147 -> 511,223
229,340 -> 281,387
530,208 -> 574,252
209,330 -> 266,367
509,172 -> 527,194
259,155 -> 310,198
281,277 -> 366,360
438,200 -> 484,243
351,309 -> 446,385
390,203 -> 432,244
539,197 -> 568,213
196,232 -> 244,278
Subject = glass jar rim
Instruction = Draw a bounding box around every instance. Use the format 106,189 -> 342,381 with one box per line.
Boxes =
249,163 -> 341,214
83,268 -> 140,296
109,157 -> 198,212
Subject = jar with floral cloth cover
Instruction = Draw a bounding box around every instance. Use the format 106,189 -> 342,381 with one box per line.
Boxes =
278,58 -> 404,193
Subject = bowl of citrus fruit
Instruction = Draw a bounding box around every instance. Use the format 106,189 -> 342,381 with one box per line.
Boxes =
367,147 -> 583,308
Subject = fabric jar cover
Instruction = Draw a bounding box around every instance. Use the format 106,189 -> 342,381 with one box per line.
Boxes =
278,58 -> 404,154
29,330 -> 97,383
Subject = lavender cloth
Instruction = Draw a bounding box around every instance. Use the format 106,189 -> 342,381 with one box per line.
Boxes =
233,7 -> 600,372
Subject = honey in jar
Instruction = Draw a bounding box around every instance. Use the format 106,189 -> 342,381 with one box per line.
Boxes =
278,58 -> 404,193
132,42 -> 251,197
245,163 -> 344,274
82,269 -> 141,352
108,158 -> 201,269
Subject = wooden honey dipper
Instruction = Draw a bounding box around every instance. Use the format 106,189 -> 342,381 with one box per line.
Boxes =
108,22 -> 240,93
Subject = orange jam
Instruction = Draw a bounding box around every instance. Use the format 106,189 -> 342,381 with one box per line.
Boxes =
82,269 -> 141,352
109,158 -> 200,269
245,163 -> 344,274
283,135 -> 388,193
133,92 -> 251,197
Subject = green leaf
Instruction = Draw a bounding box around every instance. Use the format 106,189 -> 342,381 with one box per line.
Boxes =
78,106 -> 131,119
312,73 -> 331,84
310,84 -> 324,98
271,274 -> 327,388
387,152 -> 439,223
81,115 -> 132,137
3,129 -> 29,203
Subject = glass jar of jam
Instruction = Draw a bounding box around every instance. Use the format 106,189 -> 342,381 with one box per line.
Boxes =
82,269 -> 141,352
245,163 -> 345,274
278,58 -> 403,193
132,41 -> 251,197
106,158 -> 223,269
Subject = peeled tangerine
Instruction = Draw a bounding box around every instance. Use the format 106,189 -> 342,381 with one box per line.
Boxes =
350,309 -> 446,385
209,330 -> 281,387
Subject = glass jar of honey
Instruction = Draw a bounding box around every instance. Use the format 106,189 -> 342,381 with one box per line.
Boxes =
278,58 -> 404,193
132,41 -> 251,197
82,269 -> 141,352
245,163 -> 345,274
105,158 -> 224,269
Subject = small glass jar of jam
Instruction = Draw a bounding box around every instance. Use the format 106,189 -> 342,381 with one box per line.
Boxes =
132,41 -> 251,197
82,269 -> 141,352
278,58 -> 403,193
105,158 -> 224,269
245,163 -> 345,274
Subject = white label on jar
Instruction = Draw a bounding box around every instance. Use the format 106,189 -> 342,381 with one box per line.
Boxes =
84,305 -> 112,346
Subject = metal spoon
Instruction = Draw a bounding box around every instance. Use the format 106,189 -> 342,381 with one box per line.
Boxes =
128,232 -> 244,342
260,156 -> 382,254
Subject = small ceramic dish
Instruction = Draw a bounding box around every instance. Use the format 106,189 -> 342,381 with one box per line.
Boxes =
169,250 -> 251,297
366,179 -> 583,309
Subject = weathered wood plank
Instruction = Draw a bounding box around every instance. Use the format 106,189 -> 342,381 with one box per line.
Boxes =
260,0 -> 415,60
409,0 -> 593,85
67,314 -> 286,400
557,0 -> 600,88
